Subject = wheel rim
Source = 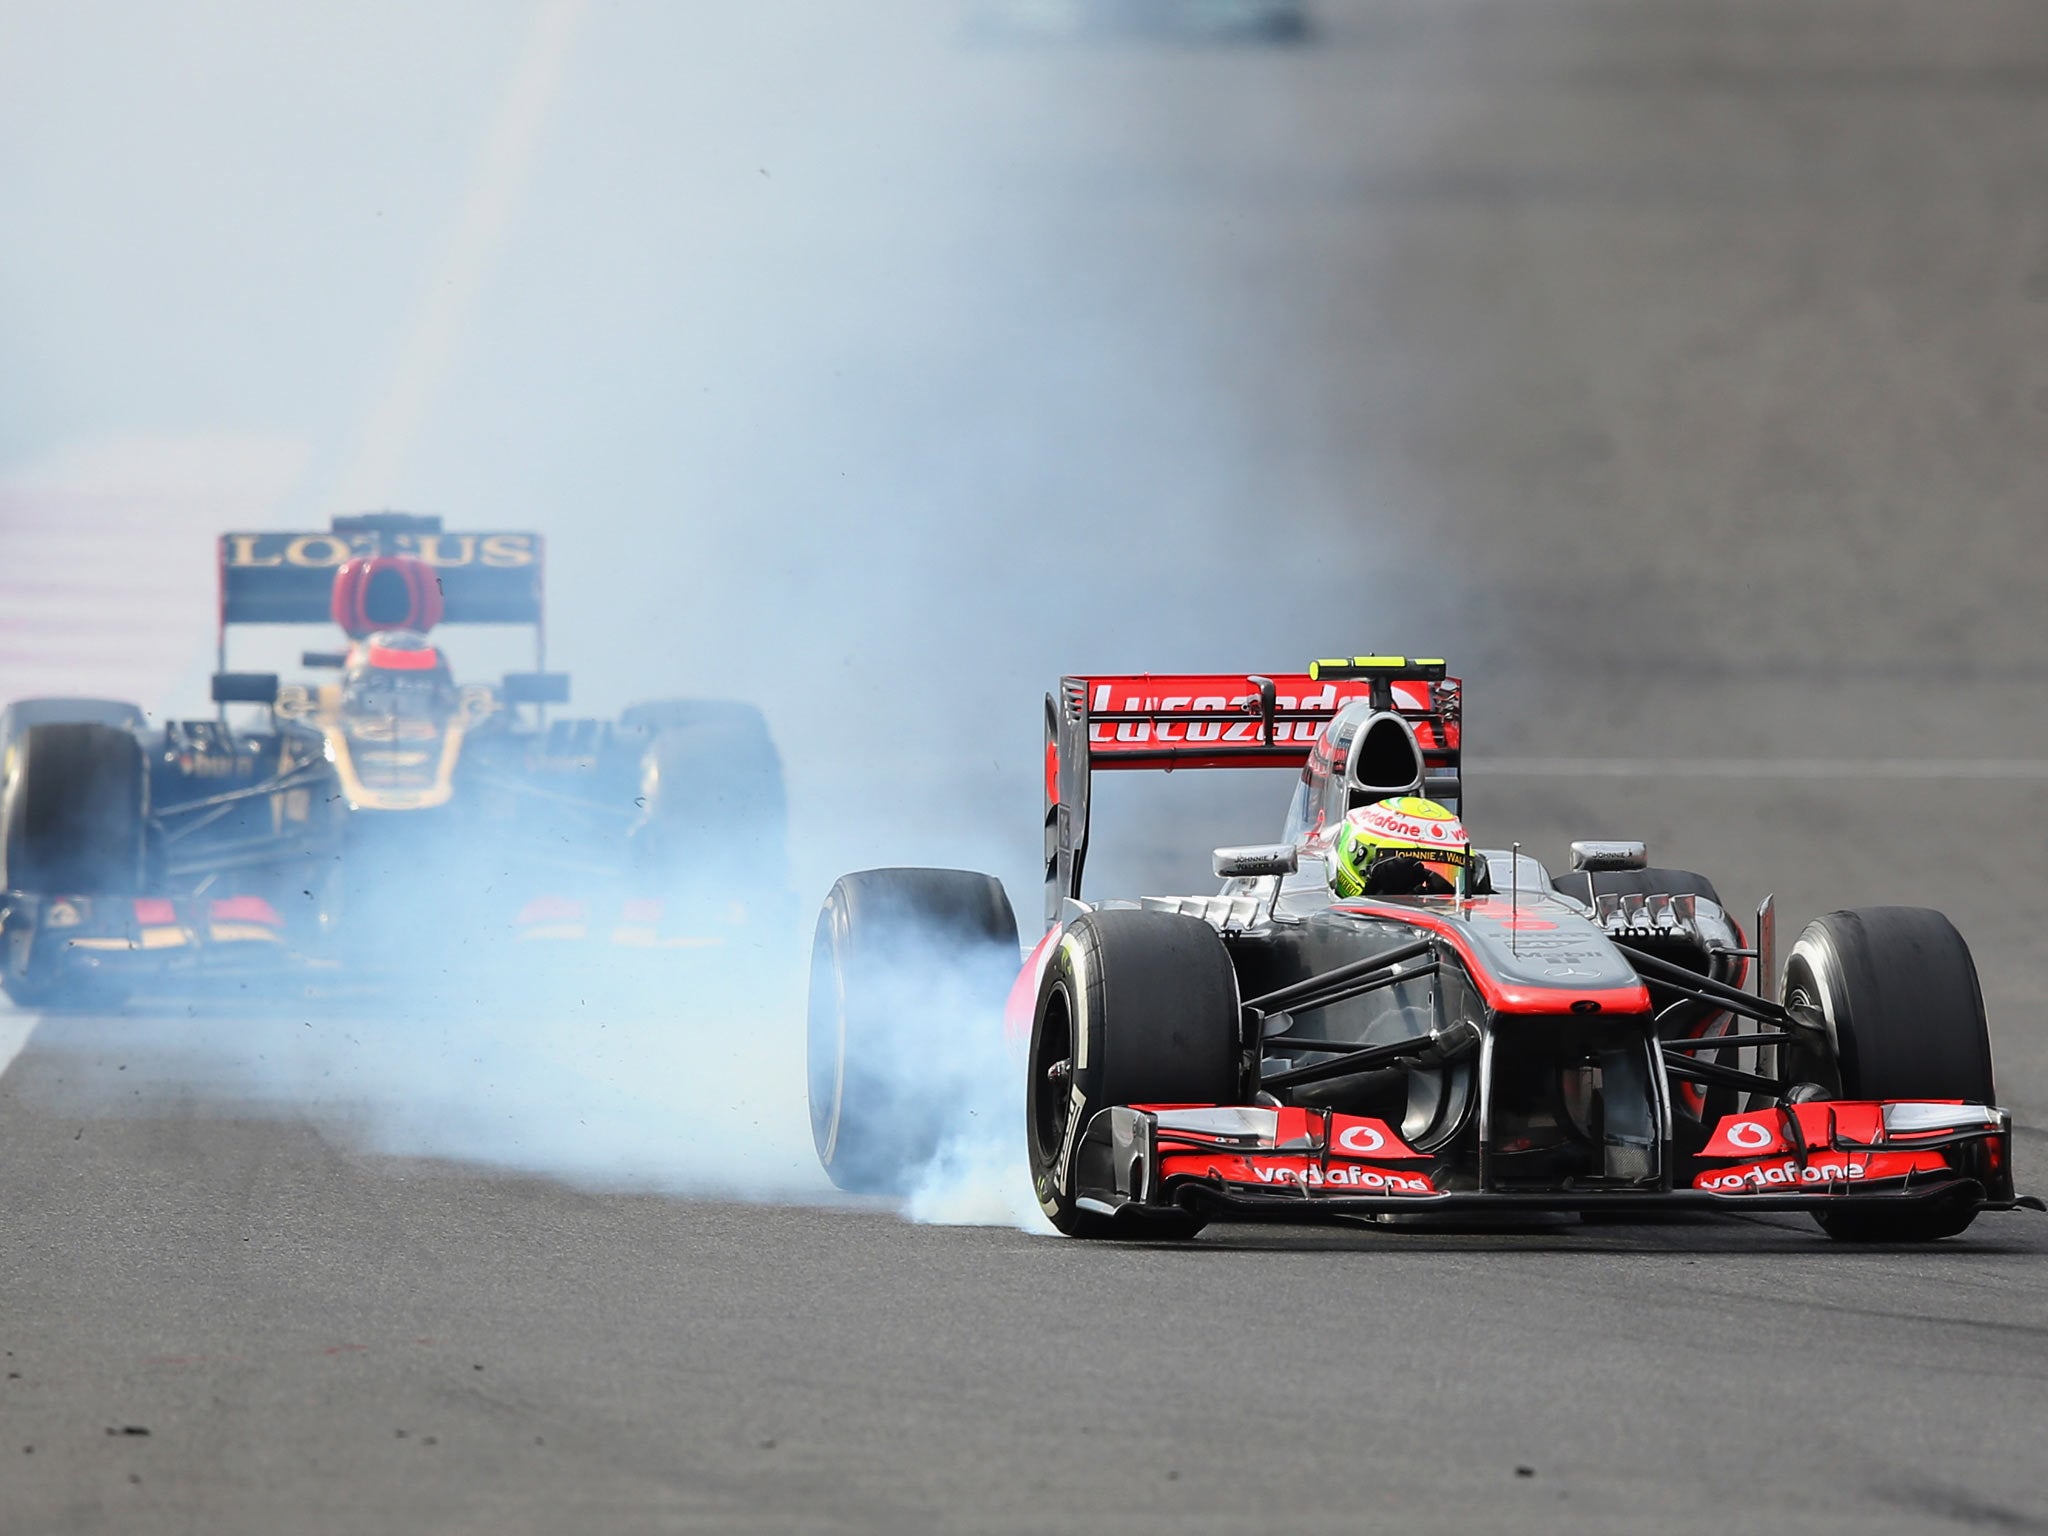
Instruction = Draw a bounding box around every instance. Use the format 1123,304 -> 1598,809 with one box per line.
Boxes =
1780,959 -> 1842,1096
1030,982 -> 1076,1176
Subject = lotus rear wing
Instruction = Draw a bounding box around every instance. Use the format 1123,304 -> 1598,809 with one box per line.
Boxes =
1043,659 -> 1462,924
215,512 -> 545,671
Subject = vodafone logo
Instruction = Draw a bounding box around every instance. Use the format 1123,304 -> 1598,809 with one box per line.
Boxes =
1361,809 -> 1428,841
1352,800 -> 1467,849
1252,1164 -> 1431,1193
1725,1120 -> 1776,1151
1699,1159 -> 1867,1193
1336,1123 -> 1387,1155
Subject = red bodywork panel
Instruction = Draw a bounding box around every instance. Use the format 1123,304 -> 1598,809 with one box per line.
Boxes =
1689,1101 -> 1983,1192
1006,928 -> 1059,1045
1070,673 -> 1452,772
1687,1097 -> 1990,1196
1126,1099 -> 2005,1209
1150,1106 -> 1438,1192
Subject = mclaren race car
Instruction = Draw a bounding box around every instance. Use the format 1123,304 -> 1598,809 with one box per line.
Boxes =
808,657 -> 2035,1242
0,512 -> 786,1004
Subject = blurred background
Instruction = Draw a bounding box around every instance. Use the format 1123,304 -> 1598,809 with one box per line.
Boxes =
4,0 -> 2046,1168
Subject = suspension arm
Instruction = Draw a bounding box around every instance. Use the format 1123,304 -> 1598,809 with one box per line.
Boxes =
1621,947 -> 1789,1025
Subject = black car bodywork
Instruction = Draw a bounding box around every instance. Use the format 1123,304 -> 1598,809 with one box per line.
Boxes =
0,513 -> 786,1004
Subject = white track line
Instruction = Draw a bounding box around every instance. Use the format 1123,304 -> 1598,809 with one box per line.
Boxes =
0,1010 -> 36,1082
1472,759 -> 2048,781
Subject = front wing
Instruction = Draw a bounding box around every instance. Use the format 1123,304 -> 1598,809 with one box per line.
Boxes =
1068,1102 -> 2036,1224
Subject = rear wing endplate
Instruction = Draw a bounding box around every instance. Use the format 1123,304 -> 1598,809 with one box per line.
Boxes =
1043,658 -> 1462,925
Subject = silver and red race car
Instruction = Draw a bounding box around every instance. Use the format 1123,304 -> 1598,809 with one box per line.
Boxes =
808,657 -> 2036,1241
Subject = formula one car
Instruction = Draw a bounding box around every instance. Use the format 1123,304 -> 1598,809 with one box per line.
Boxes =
808,657 -> 2035,1241
0,512 -> 786,1004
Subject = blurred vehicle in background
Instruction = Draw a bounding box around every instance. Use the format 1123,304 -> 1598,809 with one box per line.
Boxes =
0,512 -> 788,1006
808,657 -> 2033,1243
966,0 -> 1309,45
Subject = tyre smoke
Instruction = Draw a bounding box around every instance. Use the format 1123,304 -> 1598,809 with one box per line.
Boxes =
0,1 -> 1431,1222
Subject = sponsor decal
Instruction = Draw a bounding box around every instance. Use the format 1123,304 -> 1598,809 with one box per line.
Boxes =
1081,678 -> 1432,748
224,532 -> 537,569
1725,1118 -> 1777,1151
1694,1150 -> 1949,1193
1249,1162 -> 1435,1193
1166,1144 -> 1435,1193
1697,1158 -> 1867,1192
1465,899 -> 1559,932
1327,1117 -> 1424,1158
1090,684 -> 1333,745
1702,1103 -> 1887,1158
1353,798 -> 1464,846
1336,1122 -> 1386,1155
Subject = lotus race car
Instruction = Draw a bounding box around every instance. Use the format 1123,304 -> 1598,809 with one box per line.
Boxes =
0,512 -> 787,1004
808,657 -> 2036,1242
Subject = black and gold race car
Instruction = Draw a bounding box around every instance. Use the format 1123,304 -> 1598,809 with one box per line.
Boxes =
0,512 -> 786,1004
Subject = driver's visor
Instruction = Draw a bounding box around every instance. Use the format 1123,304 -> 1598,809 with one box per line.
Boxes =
1368,843 -> 1473,897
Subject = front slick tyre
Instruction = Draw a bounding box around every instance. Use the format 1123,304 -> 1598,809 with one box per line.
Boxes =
1785,907 -> 1996,1243
807,868 -> 1019,1195
3,722 -> 147,895
1027,909 -> 1239,1240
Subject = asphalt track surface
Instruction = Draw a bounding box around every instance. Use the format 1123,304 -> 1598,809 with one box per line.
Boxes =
8,4 -> 2048,1533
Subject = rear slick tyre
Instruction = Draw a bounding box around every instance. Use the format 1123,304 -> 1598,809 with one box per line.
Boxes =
626,700 -> 789,892
1783,907 -> 1996,1243
1027,909 -> 1239,1240
807,868 -> 1019,1195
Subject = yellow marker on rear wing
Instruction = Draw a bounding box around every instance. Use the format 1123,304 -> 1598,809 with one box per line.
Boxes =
1308,657 -> 1447,681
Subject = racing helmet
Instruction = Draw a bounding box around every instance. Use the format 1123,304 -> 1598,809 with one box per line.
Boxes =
341,631 -> 455,729
1329,796 -> 1473,899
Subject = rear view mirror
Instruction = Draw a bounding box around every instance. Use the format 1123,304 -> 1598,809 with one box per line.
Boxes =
1570,840 -> 1648,873
1214,844 -> 1300,880
301,650 -> 348,669
502,671 -> 570,705
211,671 -> 279,706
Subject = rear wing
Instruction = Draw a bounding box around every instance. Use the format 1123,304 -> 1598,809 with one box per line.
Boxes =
1043,658 -> 1462,924
216,512 -> 545,670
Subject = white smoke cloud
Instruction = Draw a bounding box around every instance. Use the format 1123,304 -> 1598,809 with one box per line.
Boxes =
0,1 -> 1431,1226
